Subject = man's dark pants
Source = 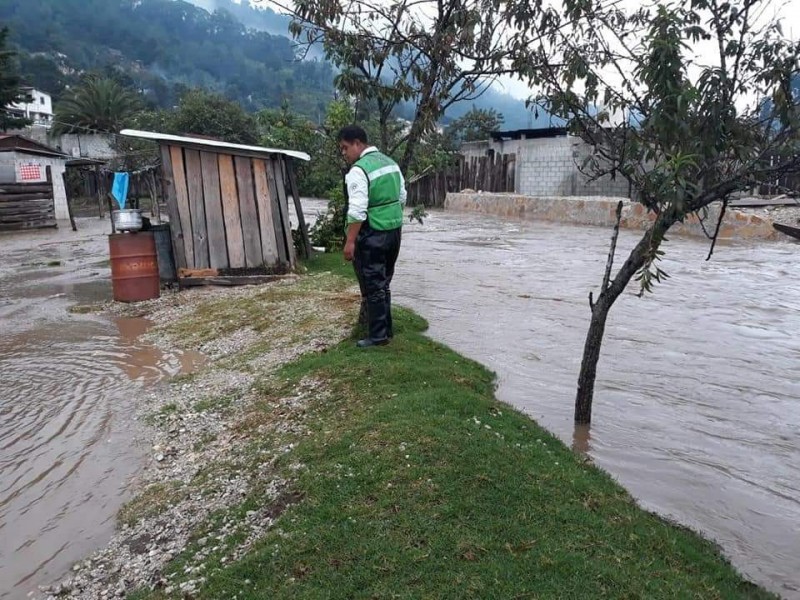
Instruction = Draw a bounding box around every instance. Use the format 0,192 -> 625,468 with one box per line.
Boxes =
353,223 -> 402,342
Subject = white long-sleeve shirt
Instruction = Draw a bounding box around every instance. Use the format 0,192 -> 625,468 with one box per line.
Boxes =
345,147 -> 407,223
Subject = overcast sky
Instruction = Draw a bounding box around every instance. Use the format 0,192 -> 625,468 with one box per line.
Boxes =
250,0 -> 799,103
501,0 -> 799,101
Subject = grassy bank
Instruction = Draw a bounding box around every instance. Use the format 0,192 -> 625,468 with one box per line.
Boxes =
131,253 -> 771,599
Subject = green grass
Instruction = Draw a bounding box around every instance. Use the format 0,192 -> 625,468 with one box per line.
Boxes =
159,402 -> 179,416
163,267 -> 355,352
304,250 -> 358,281
118,482 -> 183,528
131,253 -> 772,599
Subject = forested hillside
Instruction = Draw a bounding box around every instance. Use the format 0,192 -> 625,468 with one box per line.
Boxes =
0,0 -> 551,129
0,0 -> 334,117
186,0 -> 293,36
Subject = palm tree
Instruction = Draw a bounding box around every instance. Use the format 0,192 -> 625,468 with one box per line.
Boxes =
52,77 -> 141,135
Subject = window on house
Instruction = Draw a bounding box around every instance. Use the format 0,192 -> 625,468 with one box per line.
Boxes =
40,97 -> 45,105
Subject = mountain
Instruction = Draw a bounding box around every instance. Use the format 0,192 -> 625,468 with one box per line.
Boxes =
184,0 -> 293,37
183,0 -> 549,129
1,0 -> 550,130
442,93 -> 563,130
759,74 -> 800,126
0,0 -> 334,116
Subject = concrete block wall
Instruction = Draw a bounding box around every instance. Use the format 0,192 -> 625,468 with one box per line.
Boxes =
461,134 -> 630,198
516,136 -> 576,196
444,192 -> 780,241
460,141 -> 493,162
58,133 -> 117,160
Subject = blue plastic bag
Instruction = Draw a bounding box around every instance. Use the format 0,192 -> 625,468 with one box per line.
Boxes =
111,172 -> 130,209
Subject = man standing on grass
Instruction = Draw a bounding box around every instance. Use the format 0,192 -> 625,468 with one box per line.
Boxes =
339,125 -> 406,348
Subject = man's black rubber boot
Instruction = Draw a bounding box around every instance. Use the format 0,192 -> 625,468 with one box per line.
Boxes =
386,291 -> 393,339
356,338 -> 389,348
358,299 -> 368,326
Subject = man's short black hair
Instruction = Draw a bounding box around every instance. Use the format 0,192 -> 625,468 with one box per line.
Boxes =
337,125 -> 368,144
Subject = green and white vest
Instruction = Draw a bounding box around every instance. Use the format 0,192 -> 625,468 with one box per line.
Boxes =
350,151 -> 404,231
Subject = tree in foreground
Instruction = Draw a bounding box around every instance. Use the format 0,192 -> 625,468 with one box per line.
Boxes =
0,27 -> 32,131
505,0 -> 799,423
271,0 -> 514,173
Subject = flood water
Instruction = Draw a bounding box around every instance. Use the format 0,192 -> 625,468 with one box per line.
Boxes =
3,205 -> 798,598
391,210 -> 800,598
0,219 -> 204,599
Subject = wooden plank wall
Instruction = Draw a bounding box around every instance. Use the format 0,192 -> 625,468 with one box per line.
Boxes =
200,152 -> 227,269
0,167 -> 57,231
159,147 -> 187,269
758,153 -> 800,197
162,144 -> 295,273
406,153 -> 517,207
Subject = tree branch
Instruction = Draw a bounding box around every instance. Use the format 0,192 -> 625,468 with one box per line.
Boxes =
602,200 -> 624,292
705,198 -> 729,261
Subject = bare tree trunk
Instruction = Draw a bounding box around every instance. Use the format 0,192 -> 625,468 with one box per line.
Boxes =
575,297 -> 611,424
400,105 -> 428,173
575,213 -> 675,424
400,65 -> 440,173
379,110 -> 390,154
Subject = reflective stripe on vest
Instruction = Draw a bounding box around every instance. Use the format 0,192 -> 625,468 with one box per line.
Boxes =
354,151 -> 403,231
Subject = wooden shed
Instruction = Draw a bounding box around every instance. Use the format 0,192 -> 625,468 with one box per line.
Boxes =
120,129 -> 311,285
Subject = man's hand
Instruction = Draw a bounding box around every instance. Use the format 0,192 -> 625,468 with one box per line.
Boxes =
344,222 -> 362,262
344,240 -> 355,262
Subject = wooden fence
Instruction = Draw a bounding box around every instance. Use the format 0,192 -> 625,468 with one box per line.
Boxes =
758,154 -> 800,196
407,152 -> 516,207
0,166 -> 56,231
67,165 -> 163,218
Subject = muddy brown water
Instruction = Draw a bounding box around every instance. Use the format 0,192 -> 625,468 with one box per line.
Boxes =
384,208 -> 800,598
3,206 -> 798,597
0,219 -> 204,599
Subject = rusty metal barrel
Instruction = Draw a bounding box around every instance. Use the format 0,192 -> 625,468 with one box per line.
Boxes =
109,232 -> 160,302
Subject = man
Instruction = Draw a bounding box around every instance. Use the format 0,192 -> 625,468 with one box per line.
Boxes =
338,125 -> 406,348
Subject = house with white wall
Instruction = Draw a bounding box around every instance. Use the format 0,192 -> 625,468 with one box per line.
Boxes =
6,88 -> 54,128
0,134 -> 71,220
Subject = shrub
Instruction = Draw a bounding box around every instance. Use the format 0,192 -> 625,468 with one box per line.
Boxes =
309,185 -> 346,252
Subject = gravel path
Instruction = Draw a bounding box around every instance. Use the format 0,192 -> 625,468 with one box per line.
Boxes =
38,273 -> 358,600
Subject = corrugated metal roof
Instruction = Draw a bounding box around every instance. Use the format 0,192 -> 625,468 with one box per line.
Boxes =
0,134 -> 69,158
490,127 -> 569,141
120,129 -> 311,162
65,157 -> 107,167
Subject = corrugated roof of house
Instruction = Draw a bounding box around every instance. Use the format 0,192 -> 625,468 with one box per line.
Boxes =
0,134 -> 69,158
120,129 -> 311,162
489,127 -> 569,141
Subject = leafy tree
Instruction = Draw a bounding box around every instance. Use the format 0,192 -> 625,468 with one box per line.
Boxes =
129,109 -> 174,135
505,0 -> 800,423
445,107 -> 505,145
52,77 -> 141,134
0,27 -> 31,131
282,0 -> 515,173
258,102 -> 335,197
169,89 -> 259,145
402,129 -> 459,177
306,100 -> 357,250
